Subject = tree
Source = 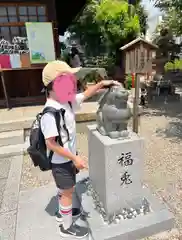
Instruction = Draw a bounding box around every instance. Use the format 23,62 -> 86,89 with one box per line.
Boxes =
153,27 -> 181,61
68,0 -> 104,56
95,0 -> 140,52
153,0 -> 182,36
69,0 -> 147,60
135,4 -> 148,36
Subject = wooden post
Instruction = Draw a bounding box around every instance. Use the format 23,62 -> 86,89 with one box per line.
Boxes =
132,73 -> 140,133
1,70 -> 10,109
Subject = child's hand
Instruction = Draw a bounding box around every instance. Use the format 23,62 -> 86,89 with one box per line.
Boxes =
73,155 -> 88,170
101,80 -> 121,88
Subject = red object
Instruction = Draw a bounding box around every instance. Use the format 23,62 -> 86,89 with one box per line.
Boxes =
0,55 -> 11,69
132,73 -> 135,88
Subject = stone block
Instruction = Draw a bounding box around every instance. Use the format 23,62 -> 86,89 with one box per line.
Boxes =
0,144 -> 24,159
0,210 -> 17,240
0,130 -> 24,147
87,124 -> 144,216
76,171 -> 175,240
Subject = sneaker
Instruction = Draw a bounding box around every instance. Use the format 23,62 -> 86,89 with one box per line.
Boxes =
56,208 -> 82,222
59,223 -> 88,238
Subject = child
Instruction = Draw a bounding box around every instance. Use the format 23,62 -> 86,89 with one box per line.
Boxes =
41,60 -> 120,238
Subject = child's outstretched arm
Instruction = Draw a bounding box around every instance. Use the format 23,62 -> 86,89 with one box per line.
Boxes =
82,80 -> 121,101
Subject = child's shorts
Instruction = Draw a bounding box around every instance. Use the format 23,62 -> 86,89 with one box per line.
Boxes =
52,161 -> 76,190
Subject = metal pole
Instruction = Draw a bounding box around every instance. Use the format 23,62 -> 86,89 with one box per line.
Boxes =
132,73 -> 140,133
1,71 -> 10,109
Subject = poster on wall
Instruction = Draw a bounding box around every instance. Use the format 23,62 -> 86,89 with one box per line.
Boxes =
25,22 -> 56,64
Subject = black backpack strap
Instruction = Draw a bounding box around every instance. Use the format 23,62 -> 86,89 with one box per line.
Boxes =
42,107 -> 63,146
68,101 -> 72,110
42,107 -> 70,143
42,107 -> 64,160
59,108 -> 70,141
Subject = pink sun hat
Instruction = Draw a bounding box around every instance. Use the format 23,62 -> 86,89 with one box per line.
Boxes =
53,73 -> 77,103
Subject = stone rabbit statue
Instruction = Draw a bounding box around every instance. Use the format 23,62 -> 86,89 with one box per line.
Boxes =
96,85 -> 132,139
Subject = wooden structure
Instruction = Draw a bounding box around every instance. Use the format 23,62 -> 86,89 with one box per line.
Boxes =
0,0 -> 86,108
120,37 -> 158,75
120,37 -> 158,133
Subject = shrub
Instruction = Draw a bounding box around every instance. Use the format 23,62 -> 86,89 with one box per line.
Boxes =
125,74 -> 133,90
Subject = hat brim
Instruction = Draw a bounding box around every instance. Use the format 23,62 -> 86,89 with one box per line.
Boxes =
69,66 -> 82,74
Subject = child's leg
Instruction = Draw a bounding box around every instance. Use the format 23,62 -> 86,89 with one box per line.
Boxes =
59,187 -> 74,229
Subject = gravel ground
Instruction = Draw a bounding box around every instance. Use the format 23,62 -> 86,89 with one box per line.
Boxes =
20,101 -> 182,239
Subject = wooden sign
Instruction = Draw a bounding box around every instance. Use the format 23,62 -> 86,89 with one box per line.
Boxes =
120,37 -> 158,75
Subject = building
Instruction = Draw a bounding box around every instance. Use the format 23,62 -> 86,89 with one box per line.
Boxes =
0,0 -> 86,108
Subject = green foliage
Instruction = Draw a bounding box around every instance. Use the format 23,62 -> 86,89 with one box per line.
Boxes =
164,59 -> 182,71
95,0 -> 140,51
69,0 -> 146,60
125,74 -> 133,90
164,62 -> 174,71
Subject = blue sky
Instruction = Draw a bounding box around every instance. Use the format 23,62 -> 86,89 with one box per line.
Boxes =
142,0 -> 161,35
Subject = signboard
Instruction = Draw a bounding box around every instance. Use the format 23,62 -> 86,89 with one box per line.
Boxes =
25,22 -> 55,64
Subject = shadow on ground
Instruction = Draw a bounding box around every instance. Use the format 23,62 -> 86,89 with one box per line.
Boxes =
45,195 -> 57,216
144,101 -> 182,119
142,99 -> 182,142
156,121 -> 182,143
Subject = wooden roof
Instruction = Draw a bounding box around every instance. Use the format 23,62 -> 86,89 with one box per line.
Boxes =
120,37 -> 158,51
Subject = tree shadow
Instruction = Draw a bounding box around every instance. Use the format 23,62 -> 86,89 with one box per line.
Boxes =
144,100 -> 182,120
156,121 -> 182,143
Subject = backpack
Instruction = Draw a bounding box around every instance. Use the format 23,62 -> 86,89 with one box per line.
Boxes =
27,106 -> 70,171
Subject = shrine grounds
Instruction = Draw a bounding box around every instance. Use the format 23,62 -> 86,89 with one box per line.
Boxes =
1,99 -> 182,239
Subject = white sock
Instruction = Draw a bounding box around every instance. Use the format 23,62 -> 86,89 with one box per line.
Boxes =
59,204 -> 72,229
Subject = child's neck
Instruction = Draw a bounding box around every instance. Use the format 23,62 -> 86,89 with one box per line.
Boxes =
48,91 -> 59,102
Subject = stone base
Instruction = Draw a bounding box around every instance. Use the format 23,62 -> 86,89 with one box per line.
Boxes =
76,172 -> 174,240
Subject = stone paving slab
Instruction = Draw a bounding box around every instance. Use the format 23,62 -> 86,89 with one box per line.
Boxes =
0,179 -> 7,209
0,210 -> 17,240
16,183 -> 91,240
0,158 -> 11,210
0,155 -> 23,214
0,158 -> 11,179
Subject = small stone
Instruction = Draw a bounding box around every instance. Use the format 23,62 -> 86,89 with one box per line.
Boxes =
132,210 -> 137,217
117,214 -> 124,220
114,218 -> 120,224
127,213 -> 133,219
103,216 -> 109,222
101,207 -> 105,213
87,191 -> 91,196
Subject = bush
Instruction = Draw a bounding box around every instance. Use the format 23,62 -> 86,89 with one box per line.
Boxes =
164,62 -> 174,71
125,74 -> 133,90
164,59 -> 182,71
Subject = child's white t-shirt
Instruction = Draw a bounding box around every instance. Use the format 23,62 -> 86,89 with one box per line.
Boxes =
40,93 -> 84,164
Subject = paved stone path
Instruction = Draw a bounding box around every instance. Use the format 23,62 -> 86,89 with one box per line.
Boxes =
0,156 -> 23,240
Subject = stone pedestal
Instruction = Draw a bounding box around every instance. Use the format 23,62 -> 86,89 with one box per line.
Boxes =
88,125 -> 144,216
75,125 -> 174,240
